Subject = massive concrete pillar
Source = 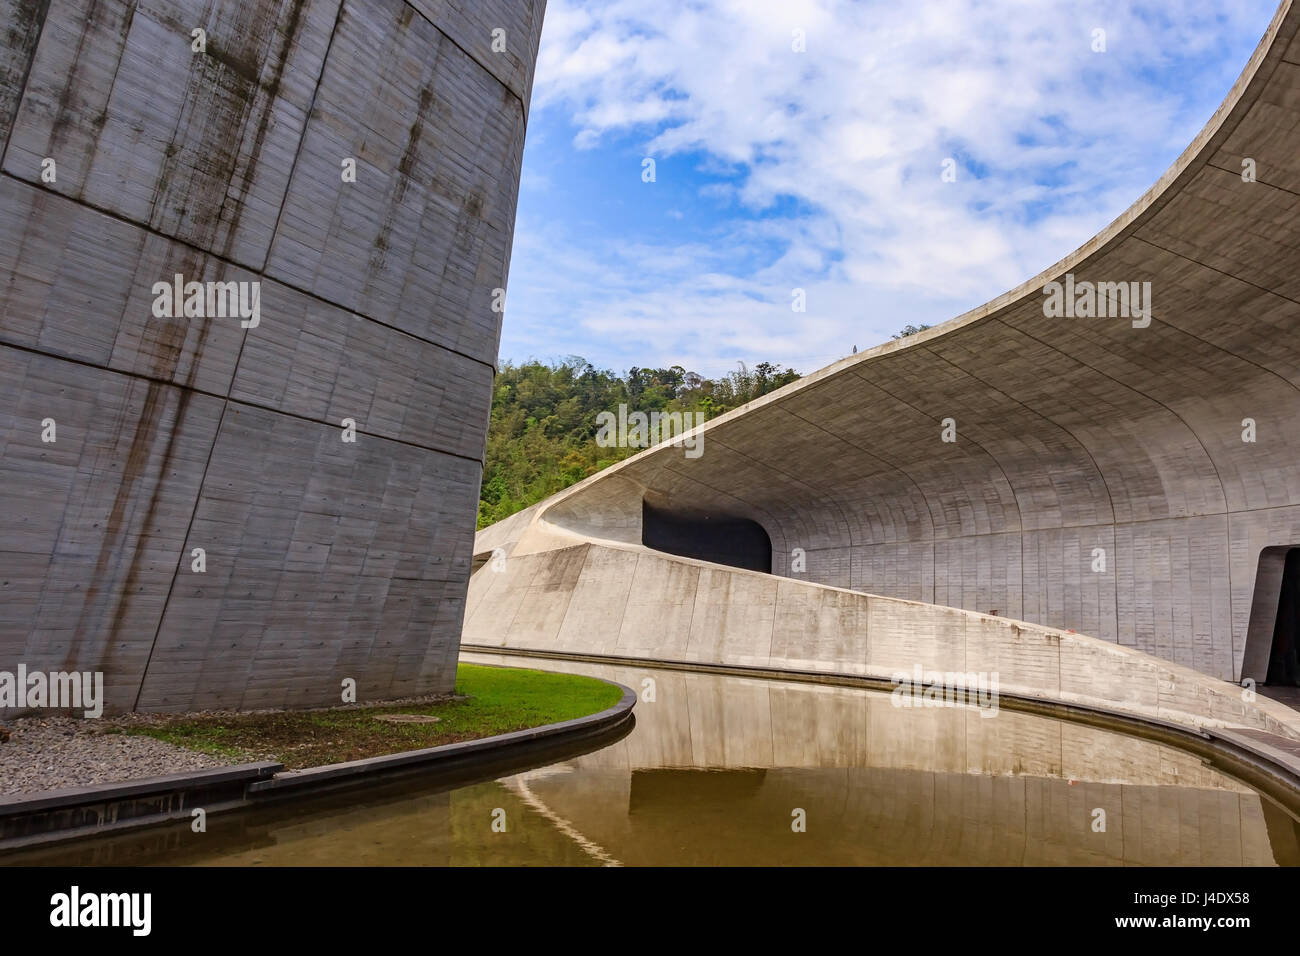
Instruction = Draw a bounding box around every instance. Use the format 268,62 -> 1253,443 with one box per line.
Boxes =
0,0 -> 544,711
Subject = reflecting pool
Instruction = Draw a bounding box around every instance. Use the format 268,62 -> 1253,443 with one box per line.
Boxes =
10,652 -> 1300,866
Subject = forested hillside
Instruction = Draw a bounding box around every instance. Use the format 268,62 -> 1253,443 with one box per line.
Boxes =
478,358 -> 801,528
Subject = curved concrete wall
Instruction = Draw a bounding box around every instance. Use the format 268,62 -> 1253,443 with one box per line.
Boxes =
0,0 -> 544,712
465,541 -> 1300,740
477,0 -> 1300,692
470,0 -> 1300,739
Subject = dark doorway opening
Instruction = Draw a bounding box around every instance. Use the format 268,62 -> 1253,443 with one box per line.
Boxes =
1267,548 -> 1300,686
642,500 -> 772,573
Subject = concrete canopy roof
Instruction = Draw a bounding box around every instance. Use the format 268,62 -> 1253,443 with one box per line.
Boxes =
484,0 -> 1300,685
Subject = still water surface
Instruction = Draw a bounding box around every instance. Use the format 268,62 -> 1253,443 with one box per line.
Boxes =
15,652 -> 1300,865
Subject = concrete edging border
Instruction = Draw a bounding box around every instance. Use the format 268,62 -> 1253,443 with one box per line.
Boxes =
462,644 -> 1300,815
0,676 -> 636,853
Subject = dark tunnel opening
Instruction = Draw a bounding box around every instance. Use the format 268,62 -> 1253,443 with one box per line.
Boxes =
641,500 -> 772,573
1267,548 -> 1300,686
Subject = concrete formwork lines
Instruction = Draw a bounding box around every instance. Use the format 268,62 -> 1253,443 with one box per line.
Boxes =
0,0 -> 546,713
0,168 -> 499,375
1129,232 -> 1300,393
920,332 -> 1124,646
399,0 -> 533,121
846,362 -> 1027,534
0,0 -> 52,164
778,400 -> 941,595
1000,320 -> 1230,514
1204,159 -> 1300,201
0,333 -> 487,465
921,332 -> 1120,528
257,0 -> 347,277
130,397 -> 231,710
991,317 -> 1233,656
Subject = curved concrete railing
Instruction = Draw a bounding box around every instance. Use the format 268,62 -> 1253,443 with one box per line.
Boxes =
472,0 -> 1300,740
465,540 -> 1300,741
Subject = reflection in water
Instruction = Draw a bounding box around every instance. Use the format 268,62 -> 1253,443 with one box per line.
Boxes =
502,770 -> 622,866
8,652 -> 1300,866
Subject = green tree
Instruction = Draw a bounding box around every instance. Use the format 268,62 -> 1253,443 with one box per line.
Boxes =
477,357 -> 802,528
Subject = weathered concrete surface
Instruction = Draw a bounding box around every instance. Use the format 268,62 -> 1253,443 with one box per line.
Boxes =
473,1 -> 1300,726
465,543 -> 1300,740
0,0 -> 545,712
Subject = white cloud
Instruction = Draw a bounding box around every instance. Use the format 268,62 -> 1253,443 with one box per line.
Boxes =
505,0 -> 1275,376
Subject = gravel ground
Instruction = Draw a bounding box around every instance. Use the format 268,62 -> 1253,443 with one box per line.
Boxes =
0,691 -> 458,797
0,715 -> 229,797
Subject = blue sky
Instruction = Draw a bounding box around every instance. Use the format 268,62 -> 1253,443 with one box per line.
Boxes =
500,0 -> 1276,378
